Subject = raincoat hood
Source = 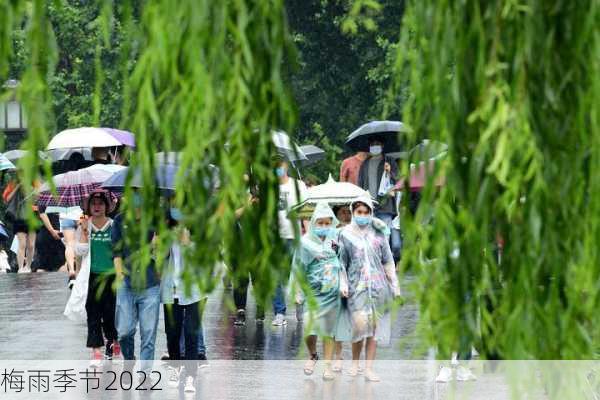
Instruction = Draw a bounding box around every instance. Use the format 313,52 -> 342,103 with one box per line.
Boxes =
350,195 -> 374,215
308,202 -> 339,240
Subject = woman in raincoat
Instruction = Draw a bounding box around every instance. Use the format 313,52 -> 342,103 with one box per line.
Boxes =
291,202 -> 351,380
338,195 -> 401,382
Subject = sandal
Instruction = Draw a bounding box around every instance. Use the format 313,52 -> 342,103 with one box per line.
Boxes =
364,370 -> 381,382
332,359 -> 343,373
303,353 -> 318,376
323,367 -> 335,381
347,364 -> 359,377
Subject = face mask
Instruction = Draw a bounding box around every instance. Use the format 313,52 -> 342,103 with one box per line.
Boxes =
132,192 -> 142,207
170,208 -> 183,221
354,215 -> 372,226
370,145 -> 382,155
313,226 -> 332,238
275,167 -> 286,178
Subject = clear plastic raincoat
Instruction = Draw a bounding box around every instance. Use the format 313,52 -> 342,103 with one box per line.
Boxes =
338,196 -> 400,344
291,202 -> 351,341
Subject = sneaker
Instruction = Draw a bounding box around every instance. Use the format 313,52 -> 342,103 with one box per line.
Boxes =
436,366 -> 453,383
90,349 -> 103,368
234,309 -> 246,326
167,366 -> 182,388
161,352 -> 170,361
272,313 -> 287,326
295,303 -> 304,323
456,365 -> 476,381
184,376 -> 196,393
68,279 -> 75,289
105,342 -> 113,360
198,353 -> 209,369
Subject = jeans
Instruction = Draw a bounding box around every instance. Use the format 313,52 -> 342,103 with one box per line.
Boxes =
116,284 -> 161,372
374,211 -> 402,260
179,298 -> 207,355
272,239 -> 294,315
165,300 -> 199,377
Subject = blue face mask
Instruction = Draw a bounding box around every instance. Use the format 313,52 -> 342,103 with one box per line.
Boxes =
170,208 -> 183,221
313,226 -> 332,238
354,215 -> 372,226
275,167 -> 286,178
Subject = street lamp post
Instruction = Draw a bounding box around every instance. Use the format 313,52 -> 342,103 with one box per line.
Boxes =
0,79 -> 27,150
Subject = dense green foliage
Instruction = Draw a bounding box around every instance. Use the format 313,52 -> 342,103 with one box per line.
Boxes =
393,1 -> 599,360
1,1 -> 599,376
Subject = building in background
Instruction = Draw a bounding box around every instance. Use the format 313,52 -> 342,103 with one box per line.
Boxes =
0,80 -> 27,150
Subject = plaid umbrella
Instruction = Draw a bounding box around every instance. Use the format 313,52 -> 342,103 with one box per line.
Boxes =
36,164 -> 125,208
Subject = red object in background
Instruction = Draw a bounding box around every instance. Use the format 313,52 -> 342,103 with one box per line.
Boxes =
394,160 -> 445,192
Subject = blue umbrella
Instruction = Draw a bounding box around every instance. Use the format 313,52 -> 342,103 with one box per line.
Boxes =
102,164 -> 178,193
102,164 -> 218,193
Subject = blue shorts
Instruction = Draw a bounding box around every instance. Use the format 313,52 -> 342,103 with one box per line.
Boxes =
59,218 -> 77,231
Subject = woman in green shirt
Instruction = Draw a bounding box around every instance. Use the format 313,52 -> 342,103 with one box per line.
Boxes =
73,189 -> 117,367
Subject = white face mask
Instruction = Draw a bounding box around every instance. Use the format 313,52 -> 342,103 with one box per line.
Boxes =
370,145 -> 383,155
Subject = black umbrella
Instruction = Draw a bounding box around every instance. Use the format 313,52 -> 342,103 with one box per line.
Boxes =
345,120 -> 408,153
298,144 -> 326,166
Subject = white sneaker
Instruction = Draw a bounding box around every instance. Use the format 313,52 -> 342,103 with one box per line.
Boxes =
272,313 -> 287,326
184,376 -> 196,393
436,366 -> 453,383
456,365 -> 476,381
167,366 -> 182,388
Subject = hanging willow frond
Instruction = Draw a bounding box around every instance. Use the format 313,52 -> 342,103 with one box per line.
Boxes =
390,1 -> 600,360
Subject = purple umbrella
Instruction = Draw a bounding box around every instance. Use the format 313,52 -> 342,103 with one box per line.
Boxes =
102,128 -> 136,148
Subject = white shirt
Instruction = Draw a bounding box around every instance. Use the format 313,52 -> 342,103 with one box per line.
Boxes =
278,178 -> 307,239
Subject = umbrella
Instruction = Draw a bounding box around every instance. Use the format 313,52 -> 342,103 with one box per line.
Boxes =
298,145 -> 326,166
3,150 -> 49,162
0,155 -> 16,172
47,127 -> 136,150
393,160 -> 445,192
102,164 -> 179,193
291,174 -> 372,218
36,164 -> 126,208
47,148 -> 93,162
408,139 -> 448,163
345,120 -> 408,153
272,131 -> 308,162
155,152 -> 182,165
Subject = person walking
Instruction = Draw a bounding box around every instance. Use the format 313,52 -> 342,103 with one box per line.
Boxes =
291,202 -> 351,380
65,189 -> 119,366
338,196 -> 401,382
3,177 -> 35,273
160,207 -> 204,393
339,151 -> 368,185
357,139 -> 401,260
274,159 -> 308,326
112,192 -> 161,385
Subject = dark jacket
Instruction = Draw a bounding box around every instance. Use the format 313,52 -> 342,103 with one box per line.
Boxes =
357,155 -> 398,214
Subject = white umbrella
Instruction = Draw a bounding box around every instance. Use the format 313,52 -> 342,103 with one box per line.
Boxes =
291,175 -> 372,218
3,150 -> 49,162
0,155 -> 15,172
47,127 -> 135,150
47,148 -> 93,162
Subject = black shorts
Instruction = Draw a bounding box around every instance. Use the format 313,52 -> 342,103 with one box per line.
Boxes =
13,219 -> 29,234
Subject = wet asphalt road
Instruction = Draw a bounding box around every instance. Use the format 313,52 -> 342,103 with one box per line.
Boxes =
0,272 -> 420,360
0,273 -> 536,399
